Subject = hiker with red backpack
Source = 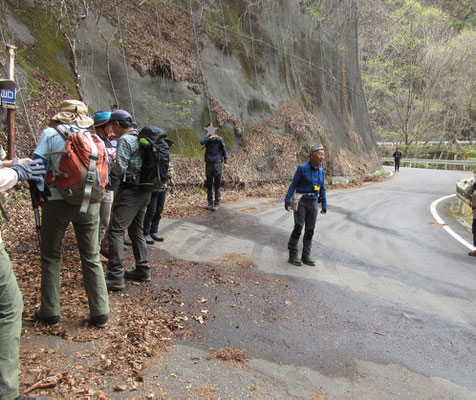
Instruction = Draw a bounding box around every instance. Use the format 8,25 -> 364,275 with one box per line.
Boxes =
32,100 -> 110,328
105,110 -> 152,291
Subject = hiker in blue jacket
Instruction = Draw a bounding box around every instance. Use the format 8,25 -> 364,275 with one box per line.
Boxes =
200,124 -> 228,211
285,145 -> 327,266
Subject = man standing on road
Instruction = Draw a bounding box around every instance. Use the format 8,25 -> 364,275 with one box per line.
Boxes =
285,145 -> 327,266
200,124 -> 228,211
105,110 -> 152,291
393,147 -> 402,172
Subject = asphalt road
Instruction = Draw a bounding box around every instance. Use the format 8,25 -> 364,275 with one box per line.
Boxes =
148,166 -> 476,399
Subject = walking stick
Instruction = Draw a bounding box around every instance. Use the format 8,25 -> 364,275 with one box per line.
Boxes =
28,181 -> 42,245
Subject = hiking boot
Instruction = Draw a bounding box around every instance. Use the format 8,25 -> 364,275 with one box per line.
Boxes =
301,249 -> 316,266
288,250 -> 303,266
206,204 -> 214,211
34,308 -> 60,327
125,268 -> 151,282
468,250 -> 476,257
89,314 -> 108,328
105,276 -> 125,291
151,233 -> 164,242
144,234 -> 155,245
211,204 -> 217,211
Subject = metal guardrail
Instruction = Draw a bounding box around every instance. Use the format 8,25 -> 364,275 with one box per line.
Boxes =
378,141 -> 476,145
456,177 -> 472,207
381,157 -> 476,170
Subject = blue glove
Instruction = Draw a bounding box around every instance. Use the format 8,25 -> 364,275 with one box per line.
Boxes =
10,158 -> 46,182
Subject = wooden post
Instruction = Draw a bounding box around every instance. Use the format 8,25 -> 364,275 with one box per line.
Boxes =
6,45 -> 16,160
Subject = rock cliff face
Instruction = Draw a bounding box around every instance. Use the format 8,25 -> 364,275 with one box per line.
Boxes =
0,0 -> 380,182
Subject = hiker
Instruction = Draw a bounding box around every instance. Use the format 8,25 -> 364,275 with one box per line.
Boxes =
92,111 -> 118,259
142,127 -> 173,244
105,110 -> 152,291
200,124 -> 228,211
32,99 -> 110,328
285,145 -> 327,266
0,158 -> 45,399
464,171 -> 476,257
393,147 -> 402,172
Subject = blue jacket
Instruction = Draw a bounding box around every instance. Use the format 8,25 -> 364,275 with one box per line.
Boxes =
285,161 -> 327,210
200,135 -> 228,164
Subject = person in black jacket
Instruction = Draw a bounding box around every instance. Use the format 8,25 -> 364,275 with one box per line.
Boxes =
200,124 -> 228,211
393,147 -> 402,172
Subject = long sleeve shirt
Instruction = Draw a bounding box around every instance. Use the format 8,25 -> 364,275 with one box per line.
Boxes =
285,161 -> 327,210
112,130 -> 142,181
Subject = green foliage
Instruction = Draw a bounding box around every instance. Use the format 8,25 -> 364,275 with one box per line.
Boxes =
360,0 -> 474,145
302,0 -> 328,22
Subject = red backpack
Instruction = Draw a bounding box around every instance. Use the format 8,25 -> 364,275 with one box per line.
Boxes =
46,124 -> 108,214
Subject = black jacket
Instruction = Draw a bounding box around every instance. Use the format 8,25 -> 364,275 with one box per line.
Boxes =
200,135 -> 228,164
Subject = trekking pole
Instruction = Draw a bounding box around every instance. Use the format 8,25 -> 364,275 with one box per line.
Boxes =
28,181 -> 42,245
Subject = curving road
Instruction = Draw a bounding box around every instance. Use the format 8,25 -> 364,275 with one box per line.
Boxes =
150,166 -> 476,399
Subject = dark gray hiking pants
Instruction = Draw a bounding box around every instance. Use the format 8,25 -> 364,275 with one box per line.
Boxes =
287,198 -> 318,252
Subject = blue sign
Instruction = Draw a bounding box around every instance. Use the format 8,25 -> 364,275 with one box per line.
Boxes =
1,88 -> 16,104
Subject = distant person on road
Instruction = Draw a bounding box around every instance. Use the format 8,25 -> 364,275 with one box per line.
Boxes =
393,147 -> 402,172
464,171 -> 476,257
200,124 -> 228,211
285,145 -> 327,266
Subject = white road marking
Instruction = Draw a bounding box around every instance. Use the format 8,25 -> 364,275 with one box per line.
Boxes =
430,194 -> 474,251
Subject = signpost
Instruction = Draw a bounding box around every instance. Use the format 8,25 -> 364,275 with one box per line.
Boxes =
0,86 -> 16,107
0,45 -> 17,159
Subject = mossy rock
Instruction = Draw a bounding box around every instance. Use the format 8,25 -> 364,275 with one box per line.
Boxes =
200,107 -> 212,128
13,1 -> 77,97
167,128 -> 203,160
219,126 -> 235,151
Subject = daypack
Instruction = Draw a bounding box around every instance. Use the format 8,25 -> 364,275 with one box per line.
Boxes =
46,124 -> 108,214
138,125 -> 171,188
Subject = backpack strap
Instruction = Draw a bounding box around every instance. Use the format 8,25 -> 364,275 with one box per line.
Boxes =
44,124 -> 72,184
80,131 -> 99,215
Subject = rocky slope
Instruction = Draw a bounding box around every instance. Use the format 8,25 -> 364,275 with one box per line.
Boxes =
0,0 -> 380,183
